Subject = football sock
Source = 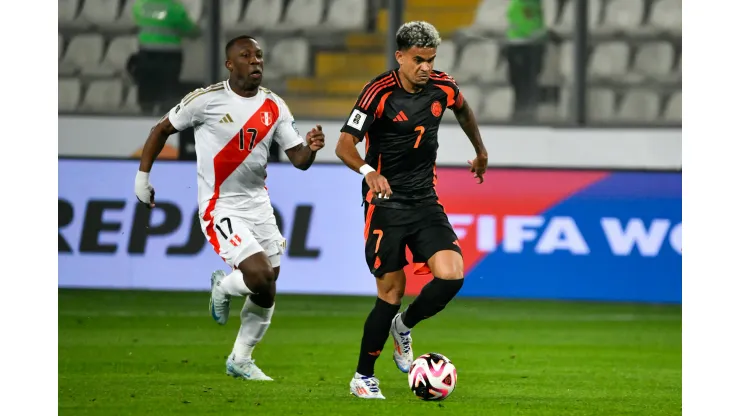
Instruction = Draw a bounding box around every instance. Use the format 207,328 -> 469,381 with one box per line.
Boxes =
219,269 -> 253,296
232,297 -> 274,361
356,297 -> 401,377
401,277 -> 464,329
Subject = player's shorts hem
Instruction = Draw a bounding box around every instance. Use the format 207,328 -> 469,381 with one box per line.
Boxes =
230,243 -> 266,269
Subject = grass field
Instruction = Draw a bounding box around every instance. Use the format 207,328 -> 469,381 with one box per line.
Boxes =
59,289 -> 681,415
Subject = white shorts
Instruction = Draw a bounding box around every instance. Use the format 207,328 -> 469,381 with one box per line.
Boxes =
200,210 -> 286,269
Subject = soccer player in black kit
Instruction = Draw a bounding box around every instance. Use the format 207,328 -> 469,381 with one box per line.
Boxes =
336,21 -> 488,399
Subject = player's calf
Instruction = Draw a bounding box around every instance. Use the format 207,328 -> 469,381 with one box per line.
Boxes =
399,276 -> 464,332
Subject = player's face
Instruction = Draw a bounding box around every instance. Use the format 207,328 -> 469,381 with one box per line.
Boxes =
396,46 -> 436,87
225,38 -> 264,89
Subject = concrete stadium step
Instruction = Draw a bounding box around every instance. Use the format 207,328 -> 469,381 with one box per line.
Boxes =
376,7 -> 478,36
282,96 -> 357,118
344,33 -> 385,50
315,52 -> 386,77
405,0 -> 481,7
286,77 -> 369,96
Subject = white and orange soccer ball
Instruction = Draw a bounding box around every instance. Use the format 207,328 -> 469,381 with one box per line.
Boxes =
408,352 -> 457,401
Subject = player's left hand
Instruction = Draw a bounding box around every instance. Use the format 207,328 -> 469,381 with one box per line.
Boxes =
468,154 -> 488,184
306,125 -> 325,151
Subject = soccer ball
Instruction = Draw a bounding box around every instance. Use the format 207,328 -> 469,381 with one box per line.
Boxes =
408,352 -> 457,401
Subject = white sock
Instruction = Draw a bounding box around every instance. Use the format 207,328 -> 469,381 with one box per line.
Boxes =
232,297 -> 274,361
395,313 -> 412,333
219,269 -> 253,296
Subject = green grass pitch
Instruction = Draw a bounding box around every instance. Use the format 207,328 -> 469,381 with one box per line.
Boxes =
59,289 -> 681,415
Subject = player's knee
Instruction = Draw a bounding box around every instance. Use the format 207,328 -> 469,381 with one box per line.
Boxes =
377,285 -> 405,305
436,268 -> 464,280
429,251 -> 465,280
241,263 -> 275,293
432,260 -> 464,280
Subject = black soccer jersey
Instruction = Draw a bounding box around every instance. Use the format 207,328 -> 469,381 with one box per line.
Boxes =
340,69 -> 464,208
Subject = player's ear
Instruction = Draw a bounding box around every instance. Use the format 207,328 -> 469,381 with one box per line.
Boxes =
395,50 -> 403,66
225,59 -> 233,72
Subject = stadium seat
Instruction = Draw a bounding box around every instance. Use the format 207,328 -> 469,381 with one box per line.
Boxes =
243,0 -> 283,30
617,89 -> 661,122
273,0 -> 324,31
490,60 -> 508,83
556,0 -> 602,34
455,41 -> 500,82
589,41 -> 630,80
271,38 -> 310,76
121,85 -> 141,114
221,0 -> 244,31
542,0 -> 560,27
540,42 -> 562,84
470,0 -> 509,33
480,87 -> 514,121
181,0 -> 204,22
632,41 -> 674,79
80,79 -> 124,112
59,34 -> 105,76
434,41 -> 457,73
457,85 -> 482,115
59,0 -> 87,28
663,92 -> 681,122
599,0 -> 644,33
325,0 -> 368,31
588,88 -> 617,121
59,78 -> 82,112
59,34 -> 64,61
80,0 -> 120,27
88,36 -> 138,76
559,41 -> 574,81
560,87 -> 616,122
649,0 -> 681,34
536,104 -> 560,121
111,0 -> 137,31
180,39 -> 205,82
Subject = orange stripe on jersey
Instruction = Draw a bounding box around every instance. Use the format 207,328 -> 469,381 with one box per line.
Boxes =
375,91 -> 393,119
391,70 -> 401,86
433,84 -> 457,108
202,99 -> 279,257
431,71 -> 455,81
359,74 -> 393,108
361,78 -> 396,110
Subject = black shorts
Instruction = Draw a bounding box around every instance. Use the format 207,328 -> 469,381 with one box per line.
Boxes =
363,202 -> 462,277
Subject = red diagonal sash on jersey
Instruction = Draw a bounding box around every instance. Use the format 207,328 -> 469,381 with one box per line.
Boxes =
202,98 -> 279,256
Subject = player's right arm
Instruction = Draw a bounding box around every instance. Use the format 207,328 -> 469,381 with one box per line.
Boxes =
135,87 -> 211,207
335,82 -> 392,199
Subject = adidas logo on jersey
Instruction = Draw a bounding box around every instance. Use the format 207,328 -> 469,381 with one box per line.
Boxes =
392,111 -> 408,122
219,114 -> 234,123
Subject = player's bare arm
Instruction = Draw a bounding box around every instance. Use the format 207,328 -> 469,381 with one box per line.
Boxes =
336,132 -> 392,199
452,97 -> 488,184
135,116 -> 179,207
284,125 -> 325,170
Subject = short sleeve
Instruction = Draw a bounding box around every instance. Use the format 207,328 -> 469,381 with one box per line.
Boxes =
273,96 -> 305,151
432,71 -> 463,110
339,81 -> 383,141
167,88 -> 211,131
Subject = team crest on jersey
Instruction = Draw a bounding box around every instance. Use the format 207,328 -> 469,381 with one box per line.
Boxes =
431,101 -> 443,117
260,111 -> 273,126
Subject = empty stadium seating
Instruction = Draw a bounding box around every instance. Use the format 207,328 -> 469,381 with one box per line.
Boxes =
58,0 -> 681,125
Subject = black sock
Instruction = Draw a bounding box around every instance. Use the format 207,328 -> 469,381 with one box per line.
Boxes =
356,297 -> 401,376
401,277 -> 464,329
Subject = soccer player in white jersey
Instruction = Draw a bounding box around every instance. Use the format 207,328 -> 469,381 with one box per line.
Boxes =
134,35 -> 325,381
